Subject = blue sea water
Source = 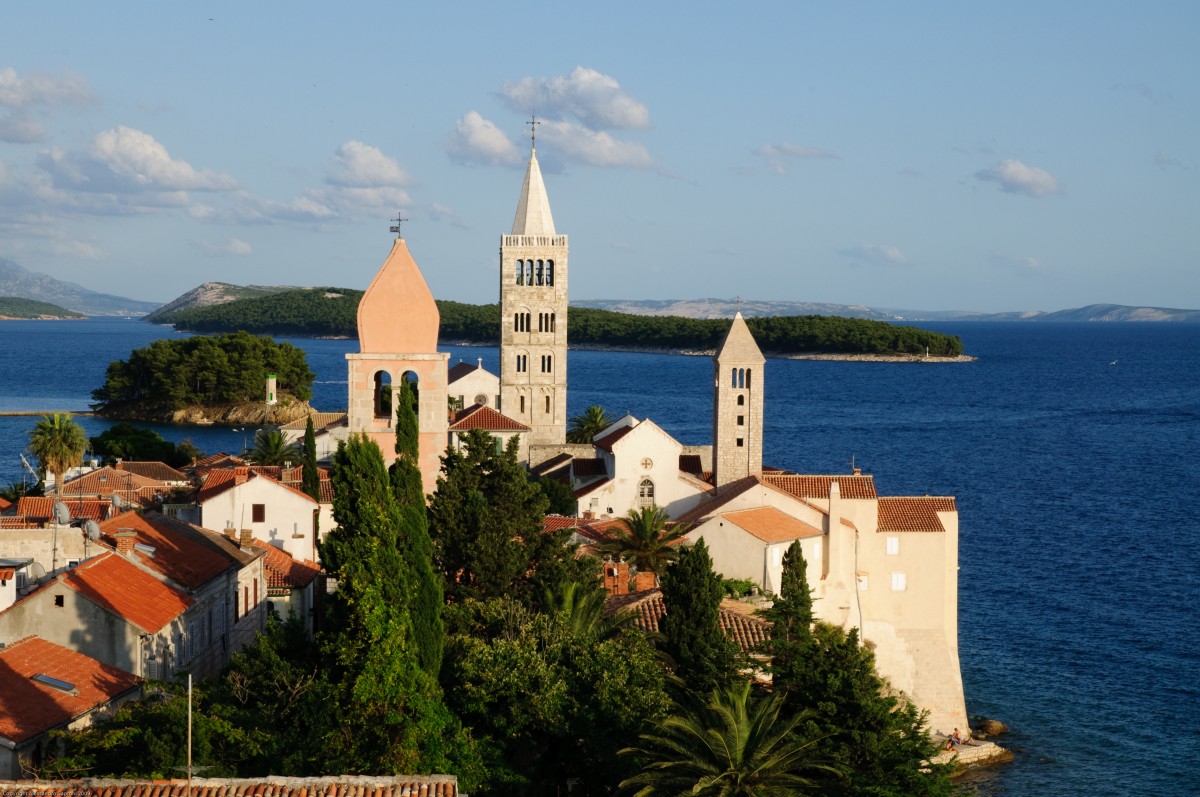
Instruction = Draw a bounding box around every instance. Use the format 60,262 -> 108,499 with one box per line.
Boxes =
1,317 -> 1197,795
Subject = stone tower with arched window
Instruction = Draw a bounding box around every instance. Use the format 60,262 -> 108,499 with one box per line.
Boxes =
712,312 -> 765,490
346,235 -> 449,495
499,146 -> 568,449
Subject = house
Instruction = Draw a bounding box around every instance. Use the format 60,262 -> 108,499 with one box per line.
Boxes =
10,497 -> 113,528
57,466 -> 171,509
251,539 -> 322,631
448,403 -> 530,461
194,468 -> 320,562
115,460 -> 190,486
448,358 -> 501,411
95,511 -> 269,679
0,550 -> 193,679
0,636 -> 142,779
279,412 -> 350,462
605,589 -> 772,654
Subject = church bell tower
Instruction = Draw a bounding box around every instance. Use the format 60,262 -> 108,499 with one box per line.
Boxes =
712,312 -> 765,490
499,138 -> 568,449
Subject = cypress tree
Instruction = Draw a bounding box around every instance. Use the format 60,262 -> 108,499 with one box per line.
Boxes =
764,540 -> 815,687
659,538 -> 739,694
301,416 -> 320,501
389,379 -> 444,676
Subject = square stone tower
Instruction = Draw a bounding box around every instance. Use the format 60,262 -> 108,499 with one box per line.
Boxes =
712,312 -> 765,490
499,147 -> 568,448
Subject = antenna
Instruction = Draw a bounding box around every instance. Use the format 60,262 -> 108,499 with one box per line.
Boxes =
389,212 -> 407,239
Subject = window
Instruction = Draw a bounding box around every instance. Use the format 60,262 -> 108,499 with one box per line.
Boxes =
546,260 -> 554,285
520,395 -> 526,414
536,260 -> 544,285
737,415 -> 744,426
514,313 -> 521,331
233,588 -> 240,621
517,354 -> 527,373
891,572 -> 907,591
731,368 -> 737,388
541,354 -> 552,373
545,395 -> 551,414
746,369 -> 752,389
373,370 -> 392,418
244,586 -> 249,617
638,478 -> 655,508
54,594 -> 65,607
737,395 -> 745,406
550,312 -> 556,332
252,504 -> 265,523
516,260 -> 524,285
254,578 -> 259,607
736,438 -> 744,447
886,536 -> 900,556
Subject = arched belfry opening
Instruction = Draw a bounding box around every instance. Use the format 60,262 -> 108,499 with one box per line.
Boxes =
347,234 -> 449,495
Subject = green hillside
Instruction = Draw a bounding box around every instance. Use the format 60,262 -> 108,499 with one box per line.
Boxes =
150,286 -> 963,356
0,296 -> 86,319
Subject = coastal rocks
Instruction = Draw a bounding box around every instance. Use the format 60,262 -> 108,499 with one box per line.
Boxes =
101,396 -> 314,426
974,718 -> 1010,738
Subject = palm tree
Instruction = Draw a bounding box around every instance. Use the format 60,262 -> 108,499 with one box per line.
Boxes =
619,680 -> 836,797
247,427 -> 299,465
545,580 -> 631,640
598,506 -> 691,580
28,413 -> 87,498
567,404 -> 614,443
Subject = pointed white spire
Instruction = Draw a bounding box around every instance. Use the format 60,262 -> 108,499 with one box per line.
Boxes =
511,148 -> 557,236
716,311 -> 765,364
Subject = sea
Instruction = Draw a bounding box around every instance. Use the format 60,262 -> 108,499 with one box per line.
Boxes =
0,317 -> 1197,796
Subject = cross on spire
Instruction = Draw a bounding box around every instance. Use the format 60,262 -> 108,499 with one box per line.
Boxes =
527,114 -> 541,148
389,212 -> 408,239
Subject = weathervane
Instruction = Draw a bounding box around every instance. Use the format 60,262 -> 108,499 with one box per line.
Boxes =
389,212 -> 407,239
734,295 -> 744,311
527,114 -> 541,148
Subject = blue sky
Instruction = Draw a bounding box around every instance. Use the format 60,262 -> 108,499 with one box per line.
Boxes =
1,2 -> 1197,312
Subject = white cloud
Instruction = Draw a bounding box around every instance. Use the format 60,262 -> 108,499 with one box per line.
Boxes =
195,237 -> 253,256
49,239 -> 103,259
501,67 -> 650,130
428,202 -> 468,229
539,119 -> 657,170
1153,150 -> 1184,170
975,159 -> 1062,198
756,142 -> 837,175
0,67 -> 94,108
326,140 -> 410,187
837,243 -> 909,267
0,113 -> 44,143
448,111 -> 522,166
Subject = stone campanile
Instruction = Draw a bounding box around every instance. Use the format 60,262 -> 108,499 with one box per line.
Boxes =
499,146 -> 568,448
712,312 -> 765,490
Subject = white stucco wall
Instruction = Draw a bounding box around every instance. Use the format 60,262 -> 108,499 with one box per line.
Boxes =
199,478 -> 318,561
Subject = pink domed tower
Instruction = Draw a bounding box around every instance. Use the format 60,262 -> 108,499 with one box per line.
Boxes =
346,232 -> 449,495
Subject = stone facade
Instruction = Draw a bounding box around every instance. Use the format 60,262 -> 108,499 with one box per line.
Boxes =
347,237 -> 449,495
500,148 -> 568,448
713,312 -> 765,490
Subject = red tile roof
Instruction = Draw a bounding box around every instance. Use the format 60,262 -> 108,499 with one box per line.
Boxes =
0,636 -> 141,745
195,467 -> 247,502
672,476 -> 762,525
97,511 -> 238,590
55,551 -> 192,633
0,776 -> 458,797
594,424 -> 635,451
448,360 -> 483,382
571,457 -> 608,478
761,473 -> 878,500
609,590 -> 772,652
189,453 -> 246,471
252,541 -> 322,595
679,454 -> 704,475
722,507 -> 823,543
63,466 -> 167,495
877,496 -> 955,532
530,452 -> 573,476
279,411 -> 348,431
15,497 -> 112,524
0,497 -> 11,511
116,461 -> 189,482
448,404 -> 530,432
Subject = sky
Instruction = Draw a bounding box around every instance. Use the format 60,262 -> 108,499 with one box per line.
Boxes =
1,2 -> 1197,313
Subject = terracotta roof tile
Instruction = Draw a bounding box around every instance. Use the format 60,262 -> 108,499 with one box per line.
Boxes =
252,540 -> 322,594
55,551 -> 193,633
0,776 -> 458,797
116,461 -> 189,482
761,473 -> 878,500
678,454 -> 704,475
542,514 -> 580,533
447,360 -> 482,382
279,412 -> 348,431
15,497 -> 112,524
722,507 -> 823,543
608,590 -> 771,652
188,453 -> 246,473
0,636 -> 141,745
97,511 -> 240,590
672,476 -> 762,524
530,452 -> 572,476
877,496 -> 955,532
63,466 -> 166,496
571,457 -> 608,478
594,425 -> 634,451
0,497 -> 12,511
448,404 -> 530,432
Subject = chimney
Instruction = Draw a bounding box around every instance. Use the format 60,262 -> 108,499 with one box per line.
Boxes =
602,558 -> 631,596
239,528 -> 253,549
115,530 -> 136,555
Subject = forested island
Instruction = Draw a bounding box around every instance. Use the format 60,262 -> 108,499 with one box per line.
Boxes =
0,296 -> 86,319
91,330 -> 315,424
150,287 -> 964,357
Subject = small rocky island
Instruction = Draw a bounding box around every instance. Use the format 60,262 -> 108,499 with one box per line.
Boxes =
0,296 -> 86,320
91,330 -> 315,425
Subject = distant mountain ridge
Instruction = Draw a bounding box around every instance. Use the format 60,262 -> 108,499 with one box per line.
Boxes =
143,281 -> 296,323
574,298 -> 1200,323
0,258 -> 161,316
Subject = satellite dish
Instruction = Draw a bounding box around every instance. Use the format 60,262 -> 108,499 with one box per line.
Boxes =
53,501 -> 71,525
111,494 -> 123,509
83,520 -> 101,541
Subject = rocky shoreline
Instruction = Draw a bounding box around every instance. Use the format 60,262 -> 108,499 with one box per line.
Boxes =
97,397 -> 314,426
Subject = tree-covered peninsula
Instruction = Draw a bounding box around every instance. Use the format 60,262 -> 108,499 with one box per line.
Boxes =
91,330 -> 315,422
152,286 -> 964,357
0,296 -> 86,319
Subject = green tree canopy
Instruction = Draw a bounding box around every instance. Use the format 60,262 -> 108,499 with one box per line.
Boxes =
659,538 -> 740,694
247,427 -> 299,465
567,405 -> 614,443
597,506 -> 691,580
